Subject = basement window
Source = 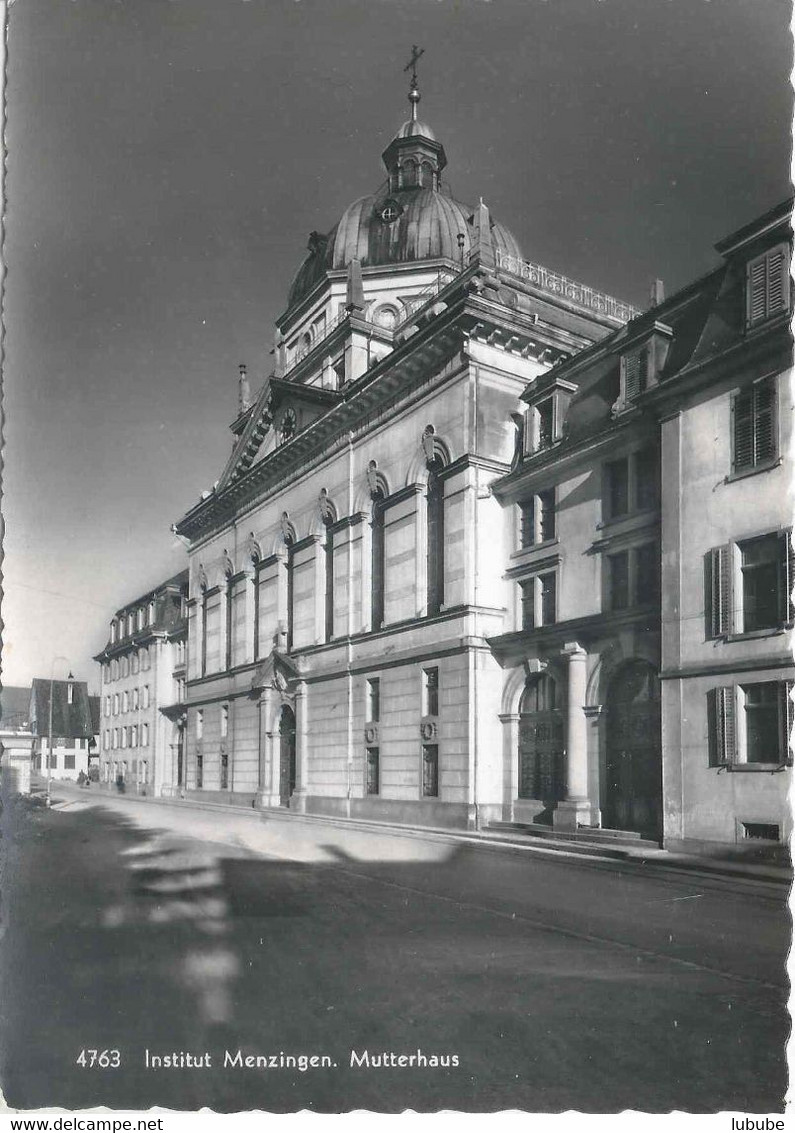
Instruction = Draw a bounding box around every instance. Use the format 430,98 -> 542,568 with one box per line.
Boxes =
741,822 -> 780,842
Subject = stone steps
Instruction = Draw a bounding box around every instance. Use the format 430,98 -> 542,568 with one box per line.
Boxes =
486,821 -> 661,851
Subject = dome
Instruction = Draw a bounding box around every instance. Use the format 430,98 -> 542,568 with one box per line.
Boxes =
395,118 -> 436,141
286,188 -> 524,310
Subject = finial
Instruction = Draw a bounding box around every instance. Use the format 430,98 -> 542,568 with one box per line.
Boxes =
238,362 -> 251,414
404,45 -> 425,122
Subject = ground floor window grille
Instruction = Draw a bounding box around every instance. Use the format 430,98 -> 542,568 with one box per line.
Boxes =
422,744 -> 439,797
742,821 -> 780,841
220,751 -> 229,790
366,748 -> 379,795
196,752 -> 204,788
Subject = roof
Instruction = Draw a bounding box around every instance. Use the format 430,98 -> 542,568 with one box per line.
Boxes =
287,188 -> 523,311
29,678 -> 95,739
0,686 -> 32,731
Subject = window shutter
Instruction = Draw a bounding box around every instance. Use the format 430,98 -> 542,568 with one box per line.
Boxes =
778,680 -> 794,764
708,544 -> 733,637
623,349 -> 648,401
766,247 -> 788,318
732,389 -> 754,470
708,686 -> 736,766
779,530 -> 793,624
753,378 -> 776,465
747,256 -> 767,325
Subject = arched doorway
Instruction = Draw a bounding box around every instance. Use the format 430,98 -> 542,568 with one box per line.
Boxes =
278,705 -> 296,806
604,661 -> 662,838
518,672 -> 564,819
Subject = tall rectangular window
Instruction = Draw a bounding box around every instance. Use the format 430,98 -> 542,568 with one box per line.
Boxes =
422,745 -> 439,797
325,525 -> 335,642
427,465 -> 445,616
537,400 -> 554,450
141,724 -> 149,747
220,751 -> 229,790
540,573 -> 556,626
740,532 -> 789,632
635,448 -> 659,511
708,681 -> 793,767
366,678 -> 380,723
371,498 -> 385,631
221,704 -> 229,738
423,667 -> 439,717
520,489 -> 556,548
196,709 -> 203,740
520,574 -> 557,630
606,458 -> 629,518
286,540 -> 295,652
196,752 -> 204,789
366,748 -> 380,795
733,377 -> 777,473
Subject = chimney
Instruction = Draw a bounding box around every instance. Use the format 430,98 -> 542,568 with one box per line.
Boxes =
238,363 -> 251,414
649,278 -> 665,308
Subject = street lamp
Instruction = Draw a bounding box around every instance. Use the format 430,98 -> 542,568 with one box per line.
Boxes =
46,655 -> 69,808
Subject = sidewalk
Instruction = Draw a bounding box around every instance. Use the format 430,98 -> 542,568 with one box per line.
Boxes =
49,779 -> 792,892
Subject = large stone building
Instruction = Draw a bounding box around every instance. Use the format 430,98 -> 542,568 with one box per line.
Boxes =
491,200 -> 792,854
165,78 -> 791,855
94,571 -> 188,795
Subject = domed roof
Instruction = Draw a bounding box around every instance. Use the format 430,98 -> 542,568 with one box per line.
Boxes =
287,188 -> 524,310
395,118 -> 436,141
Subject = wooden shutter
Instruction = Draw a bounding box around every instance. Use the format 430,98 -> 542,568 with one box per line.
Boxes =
708,545 -> 733,637
747,256 -> 768,325
708,687 -> 736,766
753,377 -> 777,465
766,246 -> 788,318
622,349 -> 648,402
779,530 -> 793,624
732,388 -> 754,470
779,680 -> 794,764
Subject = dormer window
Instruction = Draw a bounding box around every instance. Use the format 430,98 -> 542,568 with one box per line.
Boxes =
746,244 -> 789,329
613,323 -> 671,415
522,376 -> 576,457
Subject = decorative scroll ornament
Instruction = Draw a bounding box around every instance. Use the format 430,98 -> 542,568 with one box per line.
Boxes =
246,532 -> 261,564
318,488 -> 335,523
421,425 -> 436,463
420,720 -> 437,740
366,460 -> 380,497
364,725 -> 379,745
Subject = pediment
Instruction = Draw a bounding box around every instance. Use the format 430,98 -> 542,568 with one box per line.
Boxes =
251,649 -> 302,693
217,377 -> 342,492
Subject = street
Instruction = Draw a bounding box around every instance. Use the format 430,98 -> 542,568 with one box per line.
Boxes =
0,783 -> 789,1113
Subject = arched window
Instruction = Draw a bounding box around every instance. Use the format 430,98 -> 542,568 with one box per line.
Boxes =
402,159 -> 418,188
420,161 -> 434,189
371,489 -> 386,631
426,458 -> 445,616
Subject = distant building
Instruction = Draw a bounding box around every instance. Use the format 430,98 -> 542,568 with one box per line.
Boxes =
0,686 -> 34,794
94,571 -> 189,794
29,675 -> 98,781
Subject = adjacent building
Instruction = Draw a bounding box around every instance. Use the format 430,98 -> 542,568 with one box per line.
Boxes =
94,571 -> 189,795
490,199 -> 792,853
0,686 -> 34,794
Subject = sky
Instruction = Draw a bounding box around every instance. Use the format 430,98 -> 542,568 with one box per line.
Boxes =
2,0 -> 792,692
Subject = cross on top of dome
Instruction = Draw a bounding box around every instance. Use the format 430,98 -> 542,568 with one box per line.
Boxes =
382,46 -> 446,193
404,44 -> 425,122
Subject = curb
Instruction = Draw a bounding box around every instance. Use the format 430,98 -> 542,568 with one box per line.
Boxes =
45,784 -> 791,893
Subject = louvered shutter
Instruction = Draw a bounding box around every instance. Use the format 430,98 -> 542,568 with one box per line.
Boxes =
623,349 -> 648,402
778,680 -> 794,765
732,388 -> 754,470
780,530 -> 793,624
747,256 -> 768,325
708,687 -> 737,766
708,544 -> 733,637
753,378 -> 777,465
766,246 -> 789,318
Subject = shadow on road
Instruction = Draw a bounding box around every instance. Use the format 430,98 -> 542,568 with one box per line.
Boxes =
0,790 -> 788,1114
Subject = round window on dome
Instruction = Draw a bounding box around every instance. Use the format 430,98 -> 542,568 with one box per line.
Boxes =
373,305 -> 399,330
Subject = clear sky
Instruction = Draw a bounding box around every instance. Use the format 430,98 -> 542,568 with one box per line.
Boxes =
2,0 -> 791,692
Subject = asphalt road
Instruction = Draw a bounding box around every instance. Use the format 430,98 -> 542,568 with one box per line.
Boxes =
0,782 -> 789,1113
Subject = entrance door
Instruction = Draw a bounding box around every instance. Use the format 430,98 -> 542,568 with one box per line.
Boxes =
605,661 -> 662,838
278,706 -> 296,806
518,673 -> 565,814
